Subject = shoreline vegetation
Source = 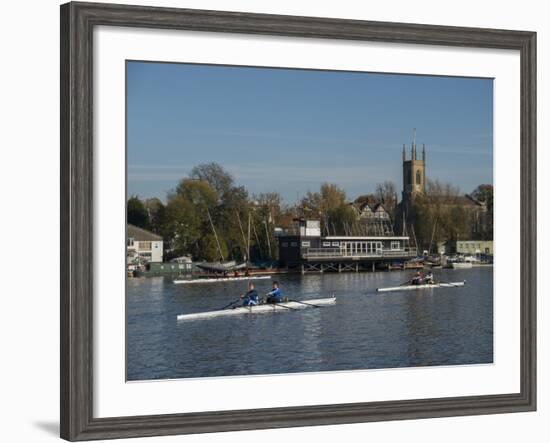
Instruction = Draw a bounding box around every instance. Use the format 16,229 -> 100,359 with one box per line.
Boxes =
127,162 -> 493,264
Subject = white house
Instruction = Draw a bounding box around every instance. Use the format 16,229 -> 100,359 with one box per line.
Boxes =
127,224 -> 163,263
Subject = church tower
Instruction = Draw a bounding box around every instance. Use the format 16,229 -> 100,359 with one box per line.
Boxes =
402,129 -> 426,202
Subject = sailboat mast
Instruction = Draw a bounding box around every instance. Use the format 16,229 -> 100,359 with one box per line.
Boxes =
264,219 -> 272,259
236,212 -> 248,261
411,224 -> 419,256
251,216 -> 263,259
428,216 -> 438,254
206,207 -> 224,262
247,212 -> 251,267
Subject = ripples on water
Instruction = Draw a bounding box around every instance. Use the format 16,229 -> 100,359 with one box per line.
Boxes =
127,267 -> 493,380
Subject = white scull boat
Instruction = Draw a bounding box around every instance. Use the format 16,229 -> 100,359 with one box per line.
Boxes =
177,297 -> 336,321
174,275 -> 272,284
377,281 -> 466,292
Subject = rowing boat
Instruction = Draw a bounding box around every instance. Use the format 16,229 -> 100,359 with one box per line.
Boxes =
176,296 -> 336,321
173,275 -> 271,284
376,281 -> 466,292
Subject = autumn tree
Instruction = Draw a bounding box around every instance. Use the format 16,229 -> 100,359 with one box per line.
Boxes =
300,183 -> 356,236
471,184 -> 493,240
375,180 -> 398,220
189,162 -> 234,198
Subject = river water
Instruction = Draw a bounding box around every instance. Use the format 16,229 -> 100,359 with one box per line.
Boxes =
127,267 -> 493,381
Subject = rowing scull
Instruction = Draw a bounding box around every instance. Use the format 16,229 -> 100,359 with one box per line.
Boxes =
176,297 -> 336,321
377,281 -> 466,292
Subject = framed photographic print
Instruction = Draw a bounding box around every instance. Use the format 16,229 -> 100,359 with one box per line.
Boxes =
60,1 -> 536,441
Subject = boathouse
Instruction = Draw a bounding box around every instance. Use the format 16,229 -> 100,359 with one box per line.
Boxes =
277,219 -> 416,273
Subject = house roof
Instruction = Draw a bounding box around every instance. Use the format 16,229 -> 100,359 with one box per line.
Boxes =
372,202 -> 388,212
351,201 -> 389,214
127,224 -> 163,241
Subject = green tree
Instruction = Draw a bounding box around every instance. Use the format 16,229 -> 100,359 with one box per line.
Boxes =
326,204 -> 357,236
300,183 -> 355,236
144,198 -> 165,234
161,196 -> 202,258
189,162 -> 234,198
127,196 -> 149,229
199,234 -> 228,262
175,178 -> 218,208
217,185 -> 250,261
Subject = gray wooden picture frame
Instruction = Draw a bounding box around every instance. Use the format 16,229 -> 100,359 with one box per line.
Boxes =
60,1 -> 537,441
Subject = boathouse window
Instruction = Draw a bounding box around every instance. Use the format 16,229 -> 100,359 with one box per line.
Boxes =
140,241 -> 152,250
391,241 -> 400,250
291,242 -> 297,247
339,241 -> 383,256
302,241 -> 311,247
282,242 -> 288,247
322,241 -> 331,247
332,242 -> 339,246
127,237 -> 134,247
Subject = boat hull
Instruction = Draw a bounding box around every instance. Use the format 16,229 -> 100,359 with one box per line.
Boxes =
196,261 -> 247,272
177,297 -> 336,321
174,275 -> 271,284
377,281 -> 466,292
450,262 -> 473,269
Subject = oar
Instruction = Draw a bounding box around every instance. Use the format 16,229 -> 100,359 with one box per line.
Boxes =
220,298 -> 241,310
263,294 -> 298,311
271,303 -> 297,311
437,280 -> 465,288
288,299 -> 322,308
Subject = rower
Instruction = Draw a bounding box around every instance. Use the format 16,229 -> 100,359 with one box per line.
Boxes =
424,271 -> 434,285
240,282 -> 259,306
411,271 -> 423,285
265,281 -> 282,304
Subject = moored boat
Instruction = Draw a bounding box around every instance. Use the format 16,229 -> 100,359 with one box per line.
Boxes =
195,260 -> 246,273
449,262 -> 473,269
174,275 -> 271,284
176,296 -> 336,321
376,281 -> 466,292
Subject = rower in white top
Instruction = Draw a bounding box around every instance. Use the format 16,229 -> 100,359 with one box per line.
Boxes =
423,271 -> 435,285
410,270 -> 435,286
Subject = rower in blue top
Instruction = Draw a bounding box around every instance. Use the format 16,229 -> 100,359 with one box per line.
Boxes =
240,282 -> 259,306
265,281 -> 283,304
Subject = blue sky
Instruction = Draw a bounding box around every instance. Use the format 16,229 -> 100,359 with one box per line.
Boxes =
127,61 -> 493,203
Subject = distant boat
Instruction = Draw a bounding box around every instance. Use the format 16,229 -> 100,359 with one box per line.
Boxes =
174,275 -> 271,284
195,261 -> 247,273
450,262 -> 473,269
377,281 -> 466,292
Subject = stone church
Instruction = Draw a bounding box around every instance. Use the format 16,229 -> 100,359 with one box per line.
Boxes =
395,134 -> 488,242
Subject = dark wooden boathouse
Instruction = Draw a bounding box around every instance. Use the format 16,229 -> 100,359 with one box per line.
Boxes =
278,219 -> 416,274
